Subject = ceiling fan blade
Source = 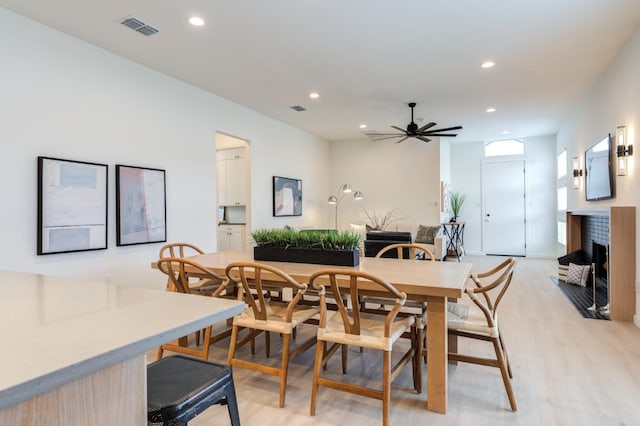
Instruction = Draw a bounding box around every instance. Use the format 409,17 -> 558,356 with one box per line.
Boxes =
416,136 -> 432,143
369,135 -> 409,142
395,136 -> 410,144
424,125 -> 463,134
365,132 -> 406,136
391,125 -> 408,133
418,122 -> 437,132
421,133 -> 459,137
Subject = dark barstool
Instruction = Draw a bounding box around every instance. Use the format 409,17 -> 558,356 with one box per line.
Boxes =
147,355 -> 240,425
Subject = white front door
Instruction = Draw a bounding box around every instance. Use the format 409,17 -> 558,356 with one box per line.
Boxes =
483,160 -> 526,256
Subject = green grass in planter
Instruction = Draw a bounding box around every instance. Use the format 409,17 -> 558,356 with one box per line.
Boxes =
252,229 -> 362,251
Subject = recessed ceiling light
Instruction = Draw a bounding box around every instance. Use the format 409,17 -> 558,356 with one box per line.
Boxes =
359,124 -> 367,129
481,61 -> 495,68
189,16 -> 205,26
309,92 -> 320,99
501,130 -> 510,135
486,108 -> 497,113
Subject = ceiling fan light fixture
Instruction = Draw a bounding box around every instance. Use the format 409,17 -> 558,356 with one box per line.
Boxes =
365,102 -> 462,143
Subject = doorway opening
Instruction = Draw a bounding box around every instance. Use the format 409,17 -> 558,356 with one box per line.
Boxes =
215,132 -> 251,251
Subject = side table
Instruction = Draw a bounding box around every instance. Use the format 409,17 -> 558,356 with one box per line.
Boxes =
442,222 -> 465,262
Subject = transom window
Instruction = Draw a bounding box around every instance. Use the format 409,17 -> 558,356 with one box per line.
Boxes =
484,139 -> 524,157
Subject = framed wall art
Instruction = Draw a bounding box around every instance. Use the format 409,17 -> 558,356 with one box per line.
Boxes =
273,176 -> 302,217
116,165 -> 167,246
37,156 -> 108,255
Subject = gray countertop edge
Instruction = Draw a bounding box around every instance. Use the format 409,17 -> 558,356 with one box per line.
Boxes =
0,301 -> 244,411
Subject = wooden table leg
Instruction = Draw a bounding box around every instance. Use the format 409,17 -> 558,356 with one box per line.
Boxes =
426,296 -> 447,414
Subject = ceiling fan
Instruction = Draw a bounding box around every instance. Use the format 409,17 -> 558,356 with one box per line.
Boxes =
366,102 -> 463,143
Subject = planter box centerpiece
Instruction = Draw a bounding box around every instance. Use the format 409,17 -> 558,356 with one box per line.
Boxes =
252,229 -> 362,266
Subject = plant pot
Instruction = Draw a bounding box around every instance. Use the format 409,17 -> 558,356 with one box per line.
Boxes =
254,246 -> 360,266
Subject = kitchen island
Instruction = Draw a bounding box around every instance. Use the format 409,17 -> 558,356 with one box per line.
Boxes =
0,270 -> 244,425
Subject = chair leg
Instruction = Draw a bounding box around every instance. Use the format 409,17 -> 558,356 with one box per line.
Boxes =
225,379 -> 241,426
310,340 -> 325,415
228,325 -> 239,366
498,331 -> 513,378
200,326 -> 212,360
382,351 -> 391,426
492,337 -> 517,411
412,325 -> 422,393
341,344 -> 348,374
250,329 -> 256,355
279,334 -> 292,408
265,331 -> 271,358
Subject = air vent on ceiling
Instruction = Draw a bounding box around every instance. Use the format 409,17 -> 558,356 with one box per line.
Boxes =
290,105 -> 307,112
120,17 -> 159,36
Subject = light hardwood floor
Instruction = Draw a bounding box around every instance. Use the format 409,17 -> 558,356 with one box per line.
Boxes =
149,256 -> 640,425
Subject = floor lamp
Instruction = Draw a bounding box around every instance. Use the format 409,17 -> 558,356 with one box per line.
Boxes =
328,183 -> 363,230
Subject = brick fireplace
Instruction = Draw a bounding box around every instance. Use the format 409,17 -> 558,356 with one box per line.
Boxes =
566,207 -> 636,321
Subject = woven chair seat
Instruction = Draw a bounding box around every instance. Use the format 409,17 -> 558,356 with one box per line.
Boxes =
447,302 -> 499,337
233,302 -> 319,334
319,311 -> 415,351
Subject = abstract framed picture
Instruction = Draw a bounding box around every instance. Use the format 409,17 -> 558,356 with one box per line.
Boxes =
273,176 -> 302,217
37,156 -> 108,255
116,165 -> 167,246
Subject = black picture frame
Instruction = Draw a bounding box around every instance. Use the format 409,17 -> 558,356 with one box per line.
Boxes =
272,176 -> 302,217
116,165 -> 167,246
37,156 -> 108,255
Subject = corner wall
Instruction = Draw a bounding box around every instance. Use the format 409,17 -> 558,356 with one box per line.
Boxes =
556,25 -> 640,324
0,8 -> 330,288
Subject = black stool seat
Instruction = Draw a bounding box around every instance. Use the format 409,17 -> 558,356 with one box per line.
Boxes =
147,355 -> 240,425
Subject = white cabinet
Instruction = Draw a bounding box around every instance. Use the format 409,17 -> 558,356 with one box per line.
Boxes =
217,148 -> 247,206
218,225 -> 246,251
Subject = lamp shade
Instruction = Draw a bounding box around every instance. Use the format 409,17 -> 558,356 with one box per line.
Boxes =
340,183 -> 353,193
353,191 -> 364,200
327,195 -> 338,204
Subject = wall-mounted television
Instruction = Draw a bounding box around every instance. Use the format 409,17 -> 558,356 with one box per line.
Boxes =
585,133 -> 614,201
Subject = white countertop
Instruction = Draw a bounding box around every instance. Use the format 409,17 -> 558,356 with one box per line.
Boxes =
0,270 -> 244,410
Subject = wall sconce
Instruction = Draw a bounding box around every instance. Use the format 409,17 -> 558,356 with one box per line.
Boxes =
572,157 -> 583,189
616,125 -> 633,176
328,183 -> 363,230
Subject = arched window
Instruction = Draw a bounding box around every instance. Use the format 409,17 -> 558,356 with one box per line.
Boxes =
484,139 -> 524,157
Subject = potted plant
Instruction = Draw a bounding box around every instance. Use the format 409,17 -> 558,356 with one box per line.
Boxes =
449,191 -> 466,222
252,229 -> 363,266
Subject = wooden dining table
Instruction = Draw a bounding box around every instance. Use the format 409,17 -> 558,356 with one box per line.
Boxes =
152,250 -> 472,414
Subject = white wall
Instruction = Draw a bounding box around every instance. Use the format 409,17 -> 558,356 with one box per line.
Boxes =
451,137 -> 557,257
0,8 -> 330,289
556,26 -> 640,324
328,138 -> 442,233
